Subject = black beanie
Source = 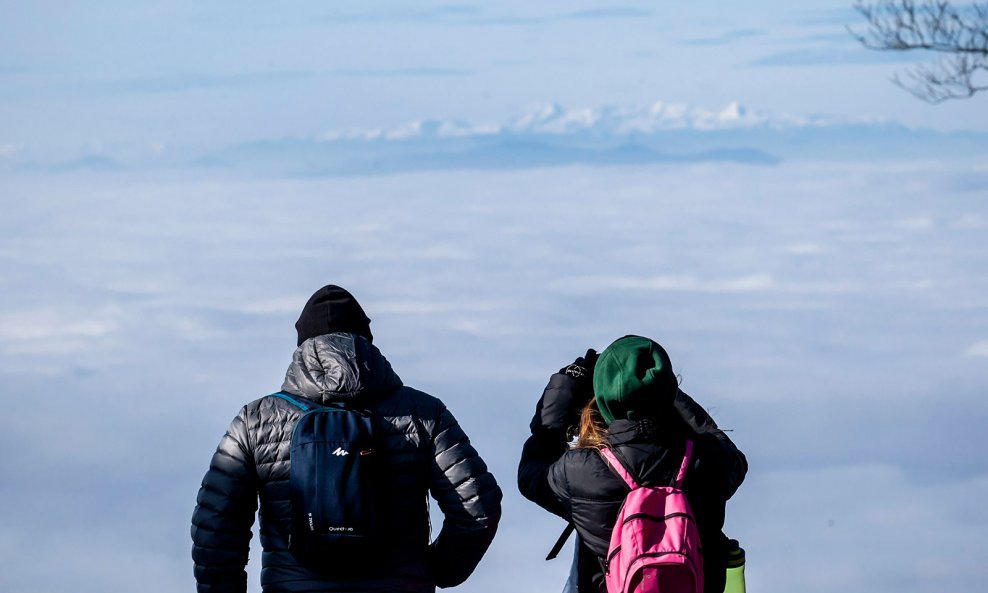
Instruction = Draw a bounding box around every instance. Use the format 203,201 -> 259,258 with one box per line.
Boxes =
294,285 -> 373,346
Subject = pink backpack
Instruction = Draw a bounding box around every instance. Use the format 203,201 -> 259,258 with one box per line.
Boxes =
599,441 -> 704,593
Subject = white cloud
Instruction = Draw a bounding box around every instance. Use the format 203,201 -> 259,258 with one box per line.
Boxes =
0,143 -> 23,157
449,317 -> 526,337
781,243 -> 825,255
235,296 -> 308,315
553,273 -> 777,293
0,309 -> 118,342
350,244 -> 474,262
965,341 -> 988,358
367,299 -> 507,315
891,216 -> 935,231
952,214 -> 988,229
0,307 -> 128,362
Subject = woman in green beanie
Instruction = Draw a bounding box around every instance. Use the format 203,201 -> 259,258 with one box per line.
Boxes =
518,336 -> 747,593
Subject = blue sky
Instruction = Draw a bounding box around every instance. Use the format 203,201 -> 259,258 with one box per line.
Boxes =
1,2 -> 987,593
2,0 -> 986,156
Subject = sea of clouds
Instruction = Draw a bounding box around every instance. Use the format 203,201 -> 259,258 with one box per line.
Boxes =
1,118 -> 986,593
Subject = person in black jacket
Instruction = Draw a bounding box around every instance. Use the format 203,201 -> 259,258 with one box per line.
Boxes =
192,285 -> 502,593
518,336 -> 746,593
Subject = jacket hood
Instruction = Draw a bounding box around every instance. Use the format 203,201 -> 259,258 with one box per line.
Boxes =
605,417 -> 688,447
605,417 -> 691,488
281,332 -> 401,405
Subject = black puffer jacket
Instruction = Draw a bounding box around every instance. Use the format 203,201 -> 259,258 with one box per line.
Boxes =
192,333 -> 502,593
518,372 -> 746,593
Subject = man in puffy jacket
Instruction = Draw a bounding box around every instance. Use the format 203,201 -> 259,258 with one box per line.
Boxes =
192,285 -> 502,593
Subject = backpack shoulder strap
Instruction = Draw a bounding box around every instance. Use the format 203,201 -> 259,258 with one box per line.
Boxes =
545,523 -> 575,561
599,447 -> 639,490
268,391 -> 315,412
674,440 -> 694,489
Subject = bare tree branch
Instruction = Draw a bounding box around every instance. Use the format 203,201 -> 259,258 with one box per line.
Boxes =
850,1 -> 988,102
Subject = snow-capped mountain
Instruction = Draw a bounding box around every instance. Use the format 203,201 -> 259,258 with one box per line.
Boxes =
7,101 -> 985,176
320,100 -> 851,142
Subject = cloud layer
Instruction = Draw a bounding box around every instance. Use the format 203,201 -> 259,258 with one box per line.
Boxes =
2,153 -> 986,593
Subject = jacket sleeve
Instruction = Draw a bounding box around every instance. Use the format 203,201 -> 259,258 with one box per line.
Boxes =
428,404 -> 503,588
517,372 -> 576,519
674,389 -> 748,498
191,408 -> 258,593
688,437 -> 731,593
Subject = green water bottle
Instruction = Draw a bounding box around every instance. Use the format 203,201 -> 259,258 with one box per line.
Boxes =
723,539 -> 746,593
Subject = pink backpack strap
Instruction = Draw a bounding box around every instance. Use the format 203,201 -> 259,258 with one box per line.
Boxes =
599,447 -> 639,490
674,440 -> 694,488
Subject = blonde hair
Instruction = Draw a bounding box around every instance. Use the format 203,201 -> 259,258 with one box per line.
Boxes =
575,399 -> 607,449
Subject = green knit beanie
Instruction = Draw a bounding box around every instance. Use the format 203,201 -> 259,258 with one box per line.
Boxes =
593,335 -> 678,424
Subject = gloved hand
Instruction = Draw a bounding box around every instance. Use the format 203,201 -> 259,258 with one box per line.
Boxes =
559,348 -> 598,407
532,349 -> 599,432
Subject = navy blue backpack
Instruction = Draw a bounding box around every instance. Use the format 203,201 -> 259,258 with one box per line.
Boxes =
271,392 -> 380,566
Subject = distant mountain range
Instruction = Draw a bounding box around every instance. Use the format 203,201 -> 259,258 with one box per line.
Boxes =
8,101 -> 988,176
208,102 -> 988,176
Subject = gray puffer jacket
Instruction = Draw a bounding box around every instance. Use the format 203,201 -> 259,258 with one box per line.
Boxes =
191,333 -> 502,593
